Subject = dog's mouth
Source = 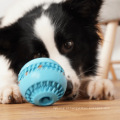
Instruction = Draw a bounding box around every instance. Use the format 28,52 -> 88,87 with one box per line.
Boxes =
63,80 -> 80,100
64,80 -> 73,96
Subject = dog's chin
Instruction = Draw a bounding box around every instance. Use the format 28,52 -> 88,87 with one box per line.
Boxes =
62,85 -> 80,101
61,91 -> 79,101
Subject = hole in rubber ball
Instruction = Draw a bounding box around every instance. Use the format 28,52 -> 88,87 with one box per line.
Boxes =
39,97 -> 53,106
40,97 -> 51,103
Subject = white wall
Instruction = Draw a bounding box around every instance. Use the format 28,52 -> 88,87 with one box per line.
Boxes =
0,0 -> 120,79
99,0 -> 120,80
0,0 -> 18,17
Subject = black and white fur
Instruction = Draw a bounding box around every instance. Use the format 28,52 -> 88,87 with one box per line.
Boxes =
0,0 -> 114,104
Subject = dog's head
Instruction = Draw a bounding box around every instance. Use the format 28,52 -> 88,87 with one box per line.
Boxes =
0,0 -> 102,100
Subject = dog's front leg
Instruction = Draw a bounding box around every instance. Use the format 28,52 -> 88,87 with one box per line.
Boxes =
0,56 -> 23,104
79,77 -> 115,100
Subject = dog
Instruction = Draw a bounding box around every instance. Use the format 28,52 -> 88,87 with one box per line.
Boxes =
0,0 -> 114,104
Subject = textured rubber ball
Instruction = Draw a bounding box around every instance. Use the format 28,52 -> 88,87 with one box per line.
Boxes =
18,58 -> 67,106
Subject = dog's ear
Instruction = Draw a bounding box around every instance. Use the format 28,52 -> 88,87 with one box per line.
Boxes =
63,0 -> 103,19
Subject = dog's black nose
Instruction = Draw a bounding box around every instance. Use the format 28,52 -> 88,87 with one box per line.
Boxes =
64,81 -> 73,96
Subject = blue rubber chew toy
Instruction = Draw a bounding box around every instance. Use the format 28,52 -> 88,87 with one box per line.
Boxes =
18,58 -> 67,106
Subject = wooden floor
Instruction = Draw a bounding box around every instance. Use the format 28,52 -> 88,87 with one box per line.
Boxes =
0,81 -> 120,120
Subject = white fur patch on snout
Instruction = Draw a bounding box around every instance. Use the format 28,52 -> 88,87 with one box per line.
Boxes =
34,14 -> 80,96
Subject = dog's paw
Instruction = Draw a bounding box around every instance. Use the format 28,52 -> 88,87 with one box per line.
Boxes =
87,79 -> 115,100
0,84 -> 24,104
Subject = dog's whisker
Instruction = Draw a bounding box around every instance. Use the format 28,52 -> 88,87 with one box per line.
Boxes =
78,64 -> 97,78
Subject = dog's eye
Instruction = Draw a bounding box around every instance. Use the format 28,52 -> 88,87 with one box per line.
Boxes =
62,41 -> 74,53
34,53 -> 47,58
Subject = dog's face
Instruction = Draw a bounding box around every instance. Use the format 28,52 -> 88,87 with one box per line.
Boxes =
0,0 -> 102,100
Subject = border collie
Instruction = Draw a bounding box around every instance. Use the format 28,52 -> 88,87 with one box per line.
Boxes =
0,0 -> 114,104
